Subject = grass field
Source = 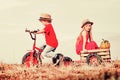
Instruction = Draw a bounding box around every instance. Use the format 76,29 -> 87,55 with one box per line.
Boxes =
0,60 -> 120,80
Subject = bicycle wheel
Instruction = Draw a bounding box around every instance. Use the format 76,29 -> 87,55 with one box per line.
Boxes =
22,52 -> 30,64
35,51 -> 42,65
63,56 -> 72,66
52,53 -> 64,66
86,53 -> 102,66
22,52 -> 39,67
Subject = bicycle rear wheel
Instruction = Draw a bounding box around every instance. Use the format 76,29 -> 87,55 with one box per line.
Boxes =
63,56 -> 72,66
52,53 -> 64,66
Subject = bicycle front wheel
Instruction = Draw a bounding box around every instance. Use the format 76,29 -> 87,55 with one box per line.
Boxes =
22,52 -> 41,67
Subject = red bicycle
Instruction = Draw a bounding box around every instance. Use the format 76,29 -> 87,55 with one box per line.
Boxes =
22,29 -> 43,67
22,29 -> 73,67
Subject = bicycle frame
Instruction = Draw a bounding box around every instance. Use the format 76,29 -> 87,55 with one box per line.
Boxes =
25,29 -> 43,67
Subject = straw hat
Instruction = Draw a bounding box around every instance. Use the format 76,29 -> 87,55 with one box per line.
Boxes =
39,13 -> 52,20
81,19 -> 93,28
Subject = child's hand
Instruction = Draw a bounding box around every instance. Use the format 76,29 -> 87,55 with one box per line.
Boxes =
81,49 -> 88,53
83,48 -> 87,51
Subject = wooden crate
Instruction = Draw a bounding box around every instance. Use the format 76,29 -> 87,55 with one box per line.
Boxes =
80,49 -> 111,62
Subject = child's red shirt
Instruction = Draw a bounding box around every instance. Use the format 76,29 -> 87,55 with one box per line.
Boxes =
44,24 -> 58,48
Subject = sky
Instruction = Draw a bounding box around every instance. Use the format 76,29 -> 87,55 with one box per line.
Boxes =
0,0 -> 120,64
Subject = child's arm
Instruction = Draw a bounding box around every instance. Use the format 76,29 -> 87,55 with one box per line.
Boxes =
82,31 -> 87,51
36,29 -> 45,34
76,34 -> 81,45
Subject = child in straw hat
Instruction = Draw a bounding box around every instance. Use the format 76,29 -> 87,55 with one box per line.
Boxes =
36,13 -> 58,58
75,19 -> 98,55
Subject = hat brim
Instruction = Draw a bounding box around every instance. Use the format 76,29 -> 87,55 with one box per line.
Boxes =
81,21 -> 93,28
39,17 -> 52,20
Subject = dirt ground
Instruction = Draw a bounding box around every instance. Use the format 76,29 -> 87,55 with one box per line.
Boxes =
0,60 -> 120,80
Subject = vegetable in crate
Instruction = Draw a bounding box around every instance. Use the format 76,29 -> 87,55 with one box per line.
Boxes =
100,39 -> 110,49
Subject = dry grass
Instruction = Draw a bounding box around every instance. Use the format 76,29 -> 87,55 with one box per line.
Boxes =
0,60 -> 120,80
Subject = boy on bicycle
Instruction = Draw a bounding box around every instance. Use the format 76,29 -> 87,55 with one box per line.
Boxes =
36,13 -> 58,59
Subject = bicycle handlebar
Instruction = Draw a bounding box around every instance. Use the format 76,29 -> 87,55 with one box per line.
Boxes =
25,28 -> 39,40
25,29 -> 30,33
25,28 -> 39,33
